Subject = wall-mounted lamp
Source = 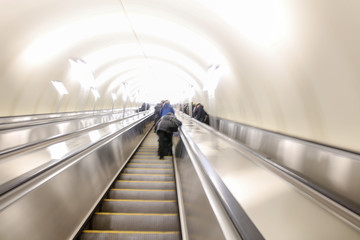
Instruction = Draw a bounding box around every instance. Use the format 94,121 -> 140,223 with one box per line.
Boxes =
111,93 -> 117,113
121,82 -> 128,101
207,64 -> 220,73
69,58 -> 95,88
91,87 -> 100,113
51,81 -> 68,95
203,64 -> 222,92
91,87 -> 100,99
121,82 -> 128,119
51,81 -> 68,112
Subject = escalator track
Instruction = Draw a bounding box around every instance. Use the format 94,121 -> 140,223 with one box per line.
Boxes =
79,129 -> 181,240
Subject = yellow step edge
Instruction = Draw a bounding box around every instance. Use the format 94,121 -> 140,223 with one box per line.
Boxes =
137,149 -> 158,150
136,151 -> 158,153
128,163 -> 172,165
120,173 -> 173,176
133,154 -> 172,158
116,180 -> 175,183
134,154 -> 159,158
125,168 -> 173,170
134,154 -> 158,155
83,230 -> 179,234
131,159 -> 171,161
110,188 -> 175,192
130,161 -> 171,163
95,212 -> 178,216
134,153 -> 158,154
130,159 -> 172,161
104,199 -> 176,202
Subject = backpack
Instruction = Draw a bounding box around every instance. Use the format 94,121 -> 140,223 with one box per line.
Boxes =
168,116 -> 179,132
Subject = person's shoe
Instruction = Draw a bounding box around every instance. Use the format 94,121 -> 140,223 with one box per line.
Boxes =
159,156 -> 164,159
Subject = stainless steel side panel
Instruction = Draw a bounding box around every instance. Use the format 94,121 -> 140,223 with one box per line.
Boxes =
0,116 -> 153,240
178,114 -> 359,240
0,109 -> 142,153
175,137 -> 233,240
217,118 -> 360,213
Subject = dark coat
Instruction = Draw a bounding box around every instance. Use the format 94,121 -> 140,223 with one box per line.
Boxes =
154,103 -> 162,123
140,102 -> 146,112
155,113 -> 182,133
194,105 -> 207,122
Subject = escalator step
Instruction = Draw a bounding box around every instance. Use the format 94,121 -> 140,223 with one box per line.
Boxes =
133,153 -> 158,156
127,163 -> 173,169
123,168 -> 173,174
131,159 -> 172,164
131,156 -> 172,160
119,173 -> 174,181
134,153 -> 158,156
114,180 -> 175,190
109,189 -> 176,200
92,212 -> 179,231
101,199 -> 178,213
80,230 -> 180,240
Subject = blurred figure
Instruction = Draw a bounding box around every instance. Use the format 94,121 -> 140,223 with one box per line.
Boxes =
160,100 -> 175,117
193,103 -> 209,125
153,100 -> 164,124
155,112 -> 182,159
183,103 -> 189,115
139,102 -> 147,112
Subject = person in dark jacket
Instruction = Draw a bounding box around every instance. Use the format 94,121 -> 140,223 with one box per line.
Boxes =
153,101 -> 164,124
160,100 -> 175,117
155,112 -> 182,159
139,102 -> 146,112
193,103 -> 209,124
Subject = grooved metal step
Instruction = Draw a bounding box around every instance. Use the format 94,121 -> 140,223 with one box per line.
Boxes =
101,199 -> 178,213
80,129 -> 180,240
81,230 -> 180,240
92,213 -> 179,231
127,163 -> 173,168
119,173 -> 174,181
131,159 -> 172,164
114,180 -> 175,190
109,189 -> 176,200
123,168 -> 174,174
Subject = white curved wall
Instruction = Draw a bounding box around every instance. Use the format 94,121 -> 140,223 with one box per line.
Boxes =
1,0 -> 360,153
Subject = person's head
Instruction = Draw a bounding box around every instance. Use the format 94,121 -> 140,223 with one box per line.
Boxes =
196,103 -> 201,108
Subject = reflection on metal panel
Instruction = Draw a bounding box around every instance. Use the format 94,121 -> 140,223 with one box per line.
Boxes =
0,112 -> 152,192
175,139 -> 229,240
217,118 -> 360,214
0,109 -> 141,154
178,114 -> 360,240
0,116 -> 153,240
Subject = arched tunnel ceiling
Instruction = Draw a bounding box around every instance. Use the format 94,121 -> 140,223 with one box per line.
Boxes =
2,0 -> 360,153
5,0 -> 227,106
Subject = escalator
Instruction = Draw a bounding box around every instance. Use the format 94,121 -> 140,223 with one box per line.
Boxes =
79,129 -> 181,240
